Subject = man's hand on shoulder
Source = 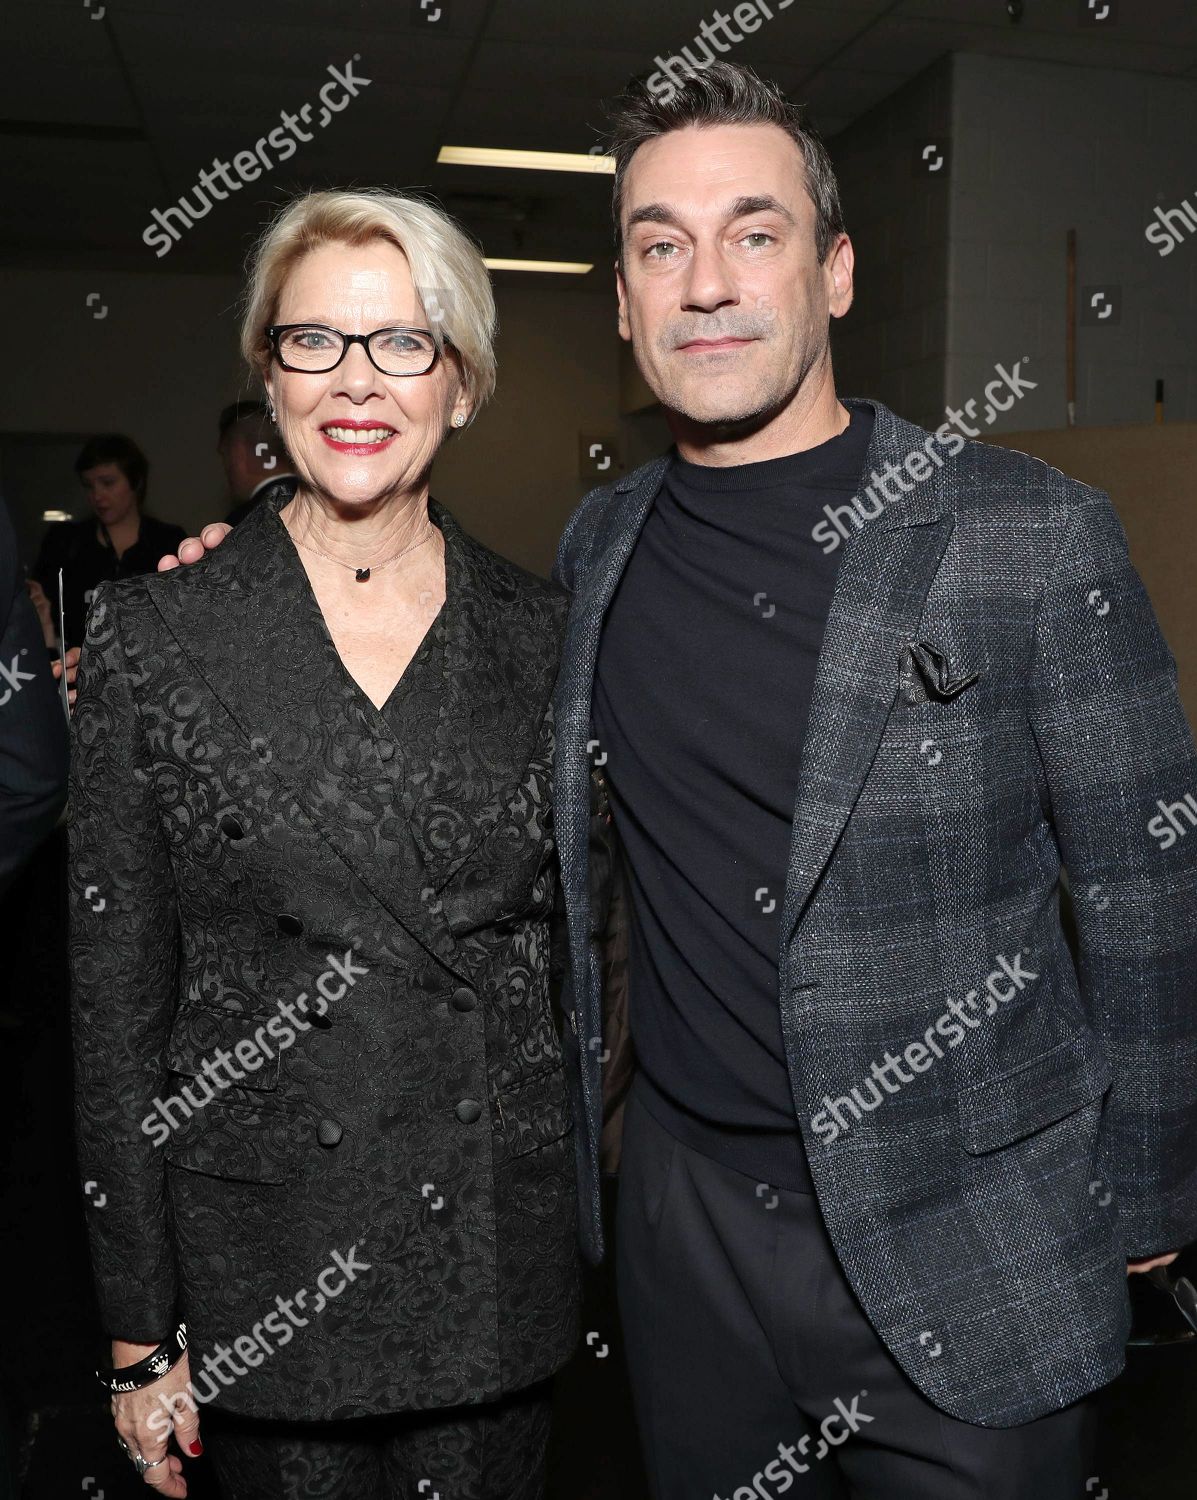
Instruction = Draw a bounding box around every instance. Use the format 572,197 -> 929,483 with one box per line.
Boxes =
157,523 -> 232,572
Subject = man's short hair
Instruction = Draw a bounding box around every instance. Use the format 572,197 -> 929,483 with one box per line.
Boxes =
218,400 -> 269,443
605,61 -> 846,265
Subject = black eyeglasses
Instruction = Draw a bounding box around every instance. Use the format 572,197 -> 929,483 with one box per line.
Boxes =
267,324 -> 448,377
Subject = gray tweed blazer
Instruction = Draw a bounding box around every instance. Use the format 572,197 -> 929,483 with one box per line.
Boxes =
550,395 -> 1197,1427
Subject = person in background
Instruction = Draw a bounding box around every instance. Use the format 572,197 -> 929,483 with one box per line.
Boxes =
217,400 -> 296,526
33,435 -> 185,650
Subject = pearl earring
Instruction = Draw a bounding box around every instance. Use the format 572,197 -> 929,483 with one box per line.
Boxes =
452,413 -> 466,428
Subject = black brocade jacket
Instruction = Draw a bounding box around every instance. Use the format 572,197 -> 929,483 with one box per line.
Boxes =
68,482 -> 580,1421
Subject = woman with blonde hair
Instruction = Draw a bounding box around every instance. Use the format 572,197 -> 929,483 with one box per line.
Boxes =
70,189 -> 579,1499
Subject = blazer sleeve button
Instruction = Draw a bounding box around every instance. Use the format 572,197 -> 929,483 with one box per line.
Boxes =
316,1119 -> 343,1147
450,986 -> 477,1012
277,913 -> 304,936
219,814 -> 245,840
454,1099 -> 483,1124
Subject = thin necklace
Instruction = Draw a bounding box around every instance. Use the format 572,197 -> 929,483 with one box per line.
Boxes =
292,525 -> 436,583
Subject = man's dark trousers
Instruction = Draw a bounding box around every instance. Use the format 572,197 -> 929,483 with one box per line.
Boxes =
615,1080 -> 1097,1499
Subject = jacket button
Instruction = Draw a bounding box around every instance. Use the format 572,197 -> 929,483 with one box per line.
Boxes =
219,814 -> 245,840
454,1099 -> 483,1124
307,1009 -> 332,1030
450,986 -> 476,1012
377,741 -> 395,762
277,913 -> 303,936
316,1119 -> 343,1147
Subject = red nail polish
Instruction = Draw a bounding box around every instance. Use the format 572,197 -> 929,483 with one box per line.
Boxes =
189,1440 -> 203,1456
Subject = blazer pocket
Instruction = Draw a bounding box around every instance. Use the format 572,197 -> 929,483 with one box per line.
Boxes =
492,1065 -> 573,1169
441,827 -> 555,935
163,1096 -> 293,1186
899,640 -> 983,705
165,1004 -> 283,1092
162,1006 -> 292,1185
956,1028 -> 1113,1155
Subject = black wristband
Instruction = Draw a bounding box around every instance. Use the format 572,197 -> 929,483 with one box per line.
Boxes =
96,1322 -> 188,1394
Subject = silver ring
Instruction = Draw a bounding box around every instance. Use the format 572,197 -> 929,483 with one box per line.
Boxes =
118,1441 -> 166,1477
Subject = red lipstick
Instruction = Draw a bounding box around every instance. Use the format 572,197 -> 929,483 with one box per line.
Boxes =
318,418 -> 398,456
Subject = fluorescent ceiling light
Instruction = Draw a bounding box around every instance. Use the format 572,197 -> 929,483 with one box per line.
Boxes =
438,145 -> 615,174
483,257 -> 594,274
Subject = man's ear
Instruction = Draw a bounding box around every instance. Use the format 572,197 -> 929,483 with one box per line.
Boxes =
615,258 -> 631,343
827,234 -> 855,321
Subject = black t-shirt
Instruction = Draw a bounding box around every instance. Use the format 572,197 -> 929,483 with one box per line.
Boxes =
591,406 -> 873,1191
34,514 -> 187,649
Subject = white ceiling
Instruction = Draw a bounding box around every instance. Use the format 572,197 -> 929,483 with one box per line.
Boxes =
4,0 -> 1196,282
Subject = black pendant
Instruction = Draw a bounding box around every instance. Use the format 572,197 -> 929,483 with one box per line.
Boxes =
355,567 -> 371,582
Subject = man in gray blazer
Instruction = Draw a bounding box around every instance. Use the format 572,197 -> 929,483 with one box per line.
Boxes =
551,62 -> 1197,1498
152,59 -> 1196,1497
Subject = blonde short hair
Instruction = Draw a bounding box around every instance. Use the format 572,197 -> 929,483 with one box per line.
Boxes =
239,189 -> 497,415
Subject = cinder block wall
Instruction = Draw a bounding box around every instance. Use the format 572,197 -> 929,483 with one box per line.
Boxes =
830,52 -> 1197,434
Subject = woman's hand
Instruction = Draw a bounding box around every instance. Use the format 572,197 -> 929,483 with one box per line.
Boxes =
110,1338 -> 202,1496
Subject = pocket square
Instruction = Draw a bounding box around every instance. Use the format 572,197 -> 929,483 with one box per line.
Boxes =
899,640 -> 982,705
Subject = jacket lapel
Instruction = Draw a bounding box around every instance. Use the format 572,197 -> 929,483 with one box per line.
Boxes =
777,399 -> 954,950
553,458 -> 669,1042
402,500 -> 563,896
143,484 -> 470,976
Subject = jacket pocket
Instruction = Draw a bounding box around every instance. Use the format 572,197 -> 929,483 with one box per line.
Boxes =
163,1096 -> 293,1185
165,1004 -> 283,1092
439,823 -> 555,937
957,1028 -> 1113,1154
492,1065 -> 573,1168
162,1006 -> 292,1184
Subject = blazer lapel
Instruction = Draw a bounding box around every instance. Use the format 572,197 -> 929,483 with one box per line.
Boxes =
553,458 -> 669,1036
143,484 -> 466,976
402,500 -> 562,896
777,400 -> 955,950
